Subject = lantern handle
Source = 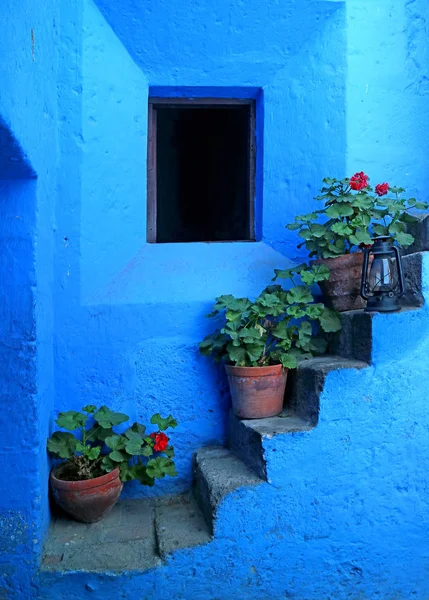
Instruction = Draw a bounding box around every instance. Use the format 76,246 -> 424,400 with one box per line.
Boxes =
393,244 -> 405,297
360,248 -> 370,300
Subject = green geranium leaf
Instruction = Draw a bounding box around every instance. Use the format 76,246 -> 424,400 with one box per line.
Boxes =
85,425 -> 114,443
296,212 -> 318,223
286,304 -> 307,319
125,438 -> 145,456
150,413 -> 178,431
56,411 -> 87,431
389,222 -> 406,235
399,213 -> 419,224
286,222 -> 302,231
350,214 -> 371,228
246,343 -> 265,363
120,463 -> 138,482
272,320 -> 292,340
325,204 -> 354,218
351,197 -> 373,210
394,232 -> 414,247
413,201 -> 428,210
93,406 -> 129,428
109,450 -> 128,463
372,208 -> 389,219
146,457 -> 178,479
305,303 -> 325,319
331,222 -> 353,236
309,337 -> 328,354
105,434 -> 127,451
349,231 -> 373,246
47,431 -> 78,459
273,267 -> 294,280
286,286 -> 314,305
319,308 -> 342,333
199,331 -> 228,357
309,224 -> 328,238
301,264 -> 330,285
373,224 -> 389,236
82,405 -> 97,414
101,456 -> 117,473
134,465 -> 155,486
297,321 -> 312,350
280,354 -> 298,369
131,422 -> 147,436
298,229 -> 313,240
226,344 -> 247,366
87,446 -> 101,461
239,328 -> 263,343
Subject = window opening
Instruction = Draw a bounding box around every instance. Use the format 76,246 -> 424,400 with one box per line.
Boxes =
147,98 -> 255,243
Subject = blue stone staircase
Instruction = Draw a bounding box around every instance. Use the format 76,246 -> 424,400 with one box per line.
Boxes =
38,245 -> 429,599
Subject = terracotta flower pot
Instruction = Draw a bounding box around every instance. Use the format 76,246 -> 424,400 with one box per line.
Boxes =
50,465 -> 123,523
225,364 -> 287,420
313,252 -> 368,312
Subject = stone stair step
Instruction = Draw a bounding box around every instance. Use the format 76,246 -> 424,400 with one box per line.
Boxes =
193,446 -> 262,534
228,409 -> 313,479
41,492 -> 210,573
155,492 -> 211,557
289,356 -> 368,422
229,356 -> 367,479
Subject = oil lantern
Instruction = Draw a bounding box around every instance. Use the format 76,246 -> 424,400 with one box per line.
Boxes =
360,236 -> 405,312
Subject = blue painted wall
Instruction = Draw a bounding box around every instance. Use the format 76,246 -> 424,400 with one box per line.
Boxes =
53,0 -> 346,498
2,0 -> 429,597
0,0 -> 57,596
39,256 -> 429,598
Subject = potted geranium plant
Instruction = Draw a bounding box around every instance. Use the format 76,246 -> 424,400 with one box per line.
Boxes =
47,405 -> 177,523
199,264 -> 341,420
287,173 -> 428,311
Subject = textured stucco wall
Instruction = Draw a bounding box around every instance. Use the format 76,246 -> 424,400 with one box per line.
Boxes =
0,0 -> 57,597
39,254 -> 429,599
3,0 -> 429,597
53,0 -> 346,498
346,0 -> 429,196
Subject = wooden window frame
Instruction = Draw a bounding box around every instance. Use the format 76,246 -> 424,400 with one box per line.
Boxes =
147,97 -> 256,243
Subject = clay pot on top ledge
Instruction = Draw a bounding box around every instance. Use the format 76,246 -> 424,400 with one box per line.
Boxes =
50,465 -> 123,523
225,364 -> 287,420
313,252 -> 369,312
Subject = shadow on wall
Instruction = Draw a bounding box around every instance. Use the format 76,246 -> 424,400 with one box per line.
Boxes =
0,117 -> 39,588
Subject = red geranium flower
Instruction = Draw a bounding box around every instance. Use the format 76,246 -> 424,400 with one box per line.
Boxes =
350,172 -> 369,191
150,432 -> 169,452
375,182 -> 389,196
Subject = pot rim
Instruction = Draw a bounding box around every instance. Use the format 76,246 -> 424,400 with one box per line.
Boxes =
225,363 -> 286,377
50,465 -> 120,490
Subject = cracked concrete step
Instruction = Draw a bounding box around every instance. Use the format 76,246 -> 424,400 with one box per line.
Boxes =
155,492 -> 211,557
193,446 -> 262,534
229,356 -> 367,479
41,493 -> 210,573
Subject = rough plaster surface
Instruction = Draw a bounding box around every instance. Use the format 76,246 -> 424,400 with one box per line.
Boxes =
1,0 -> 429,597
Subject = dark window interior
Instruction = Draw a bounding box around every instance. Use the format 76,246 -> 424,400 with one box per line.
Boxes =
148,101 -> 254,243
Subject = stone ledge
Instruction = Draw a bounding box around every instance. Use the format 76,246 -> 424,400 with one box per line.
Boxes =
41,493 -> 210,573
193,447 -> 262,534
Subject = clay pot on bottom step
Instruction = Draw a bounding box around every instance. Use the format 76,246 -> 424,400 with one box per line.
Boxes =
50,466 -> 123,523
313,252 -> 369,312
225,364 -> 287,420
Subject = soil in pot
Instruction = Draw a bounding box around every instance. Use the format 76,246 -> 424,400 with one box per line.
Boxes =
225,364 -> 287,419
313,252 -> 367,312
50,464 -> 123,523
